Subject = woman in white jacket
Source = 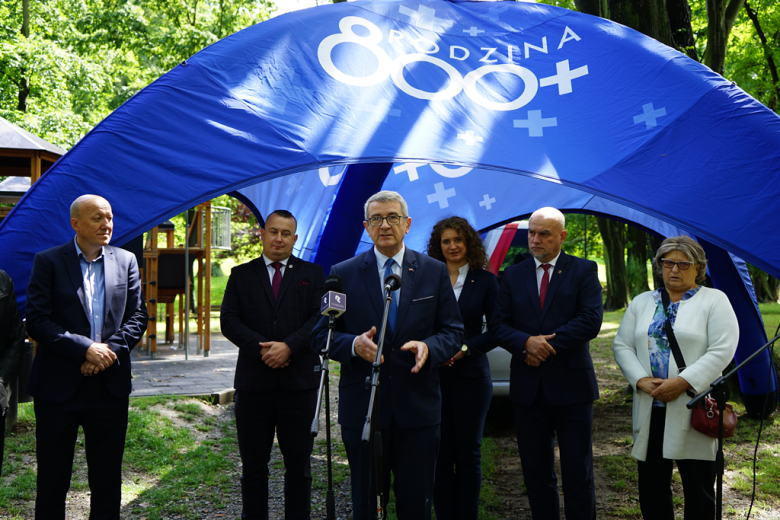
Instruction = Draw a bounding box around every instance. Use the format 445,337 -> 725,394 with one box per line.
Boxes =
613,236 -> 738,520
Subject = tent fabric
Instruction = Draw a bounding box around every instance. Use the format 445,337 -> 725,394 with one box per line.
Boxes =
1,0 -> 779,311
237,165 -> 346,260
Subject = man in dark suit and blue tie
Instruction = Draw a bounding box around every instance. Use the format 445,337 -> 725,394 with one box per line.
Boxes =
220,209 -> 324,520
26,194 -> 149,519
311,191 -> 464,520
490,207 -> 603,520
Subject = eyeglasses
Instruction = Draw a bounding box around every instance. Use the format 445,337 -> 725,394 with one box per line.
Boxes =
367,215 -> 408,227
661,258 -> 694,270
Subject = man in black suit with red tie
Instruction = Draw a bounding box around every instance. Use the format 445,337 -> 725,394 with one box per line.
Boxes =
490,207 -> 603,520
220,209 -> 325,520
26,194 -> 148,519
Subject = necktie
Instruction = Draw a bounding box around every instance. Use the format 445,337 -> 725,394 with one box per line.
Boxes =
384,258 -> 398,331
539,264 -> 551,310
271,261 -> 283,301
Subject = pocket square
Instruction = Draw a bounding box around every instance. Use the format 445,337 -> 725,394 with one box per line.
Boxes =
298,281 -> 309,285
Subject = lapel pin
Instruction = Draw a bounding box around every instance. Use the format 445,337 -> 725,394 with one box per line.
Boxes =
409,268 -> 414,272
558,270 -> 562,275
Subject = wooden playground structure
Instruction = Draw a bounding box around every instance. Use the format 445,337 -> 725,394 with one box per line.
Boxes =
140,201 -> 231,359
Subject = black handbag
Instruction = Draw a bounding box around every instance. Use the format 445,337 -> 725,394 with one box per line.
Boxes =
660,288 -> 736,439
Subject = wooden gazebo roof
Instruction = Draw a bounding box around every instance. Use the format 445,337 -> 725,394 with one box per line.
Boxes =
0,116 -> 65,182
0,116 -> 66,219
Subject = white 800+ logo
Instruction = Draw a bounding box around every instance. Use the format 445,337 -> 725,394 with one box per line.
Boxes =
317,17 -> 539,112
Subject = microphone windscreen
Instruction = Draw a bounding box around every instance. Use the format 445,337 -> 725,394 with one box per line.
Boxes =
324,274 -> 343,293
384,273 -> 402,291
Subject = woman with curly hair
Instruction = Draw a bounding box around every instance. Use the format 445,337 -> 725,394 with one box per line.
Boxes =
426,216 -> 498,520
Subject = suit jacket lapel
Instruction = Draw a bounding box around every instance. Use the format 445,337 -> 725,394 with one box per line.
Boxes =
63,241 -> 90,321
252,257 -> 275,306
541,252 -> 571,319
395,249 -> 417,332
458,268 -> 476,312
523,261 -> 542,321
276,256 -> 298,305
360,250 -> 384,321
102,247 -> 117,334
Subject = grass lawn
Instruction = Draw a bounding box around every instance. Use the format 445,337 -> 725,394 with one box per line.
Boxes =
570,306 -> 780,519
1,396 -> 239,519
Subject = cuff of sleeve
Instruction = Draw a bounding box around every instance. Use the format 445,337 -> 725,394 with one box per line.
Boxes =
246,343 -> 263,359
351,337 -> 358,357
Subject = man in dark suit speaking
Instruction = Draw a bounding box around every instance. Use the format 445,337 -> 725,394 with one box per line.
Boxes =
220,209 -> 324,520
26,194 -> 148,519
311,191 -> 464,520
490,207 -> 603,520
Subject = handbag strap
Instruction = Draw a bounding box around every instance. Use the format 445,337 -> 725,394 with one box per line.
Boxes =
660,288 -> 696,398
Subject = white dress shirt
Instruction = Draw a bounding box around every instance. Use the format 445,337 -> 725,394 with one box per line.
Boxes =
374,245 -> 405,301
453,263 -> 469,301
263,254 -> 289,284
352,245 -> 405,356
533,252 -> 561,294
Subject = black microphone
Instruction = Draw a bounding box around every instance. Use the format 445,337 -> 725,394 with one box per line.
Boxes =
384,273 -> 402,292
320,274 -> 346,317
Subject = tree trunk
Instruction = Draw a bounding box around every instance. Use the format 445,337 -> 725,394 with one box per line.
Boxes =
17,0 -> 30,113
626,225 -> 651,298
597,217 -> 629,310
748,265 -> 780,303
702,0 -> 745,74
667,0 -> 699,60
574,0 -> 607,17
608,0 -> 675,47
745,0 -> 780,110
769,276 -> 780,303
646,233 -> 664,290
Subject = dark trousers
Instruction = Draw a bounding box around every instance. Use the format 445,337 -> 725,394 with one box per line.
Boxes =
434,375 -> 492,520
342,419 -> 440,520
513,387 -> 596,520
234,387 -> 317,520
638,406 -> 716,520
34,376 -> 129,520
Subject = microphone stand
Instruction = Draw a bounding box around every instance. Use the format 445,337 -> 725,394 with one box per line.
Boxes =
687,332 -> 780,520
361,283 -> 395,520
311,311 -> 338,520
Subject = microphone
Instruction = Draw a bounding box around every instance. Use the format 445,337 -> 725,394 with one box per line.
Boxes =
320,274 -> 346,317
384,273 -> 402,292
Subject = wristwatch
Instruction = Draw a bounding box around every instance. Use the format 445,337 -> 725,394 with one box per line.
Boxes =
461,344 -> 469,356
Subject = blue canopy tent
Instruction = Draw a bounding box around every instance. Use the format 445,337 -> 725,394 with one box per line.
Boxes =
0,0 -> 778,413
237,162 -> 777,415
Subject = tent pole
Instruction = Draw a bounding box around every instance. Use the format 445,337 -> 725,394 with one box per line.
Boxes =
184,213 -> 190,361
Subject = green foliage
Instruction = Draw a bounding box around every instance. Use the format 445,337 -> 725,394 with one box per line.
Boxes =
0,0 -> 274,148
689,0 -> 780,110
626,255 -> 650,299
562,212 -> 603,260
536,0 -> 578,11
212,194 -> 264,262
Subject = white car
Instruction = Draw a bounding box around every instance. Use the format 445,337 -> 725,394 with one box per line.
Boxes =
487,347 -> 512,397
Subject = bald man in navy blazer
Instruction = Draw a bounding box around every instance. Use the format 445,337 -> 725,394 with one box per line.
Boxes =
311,191 -> 464,520
490,207 -> 603,520
26,194 -> 148,520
